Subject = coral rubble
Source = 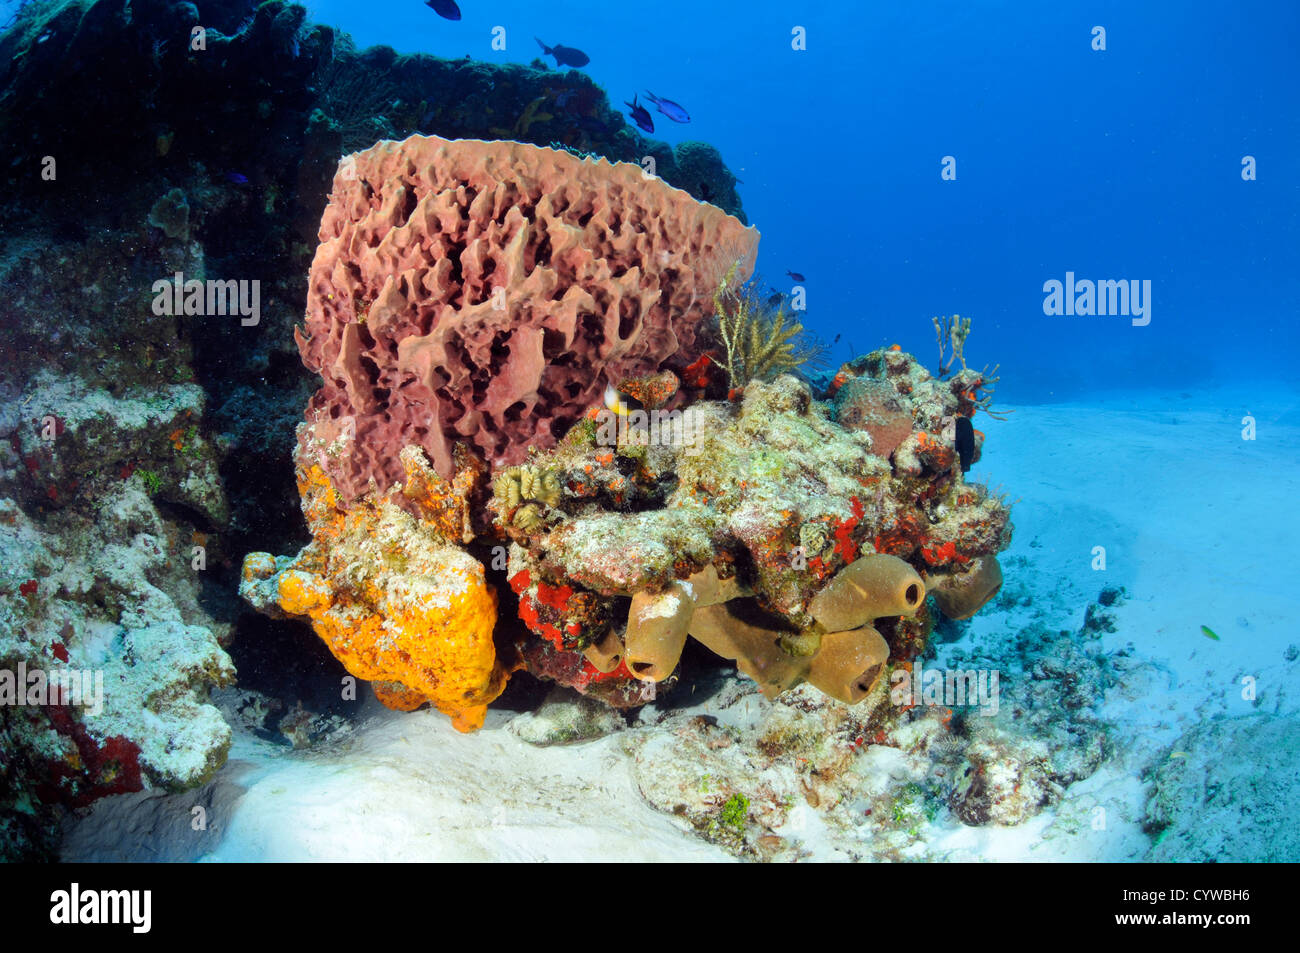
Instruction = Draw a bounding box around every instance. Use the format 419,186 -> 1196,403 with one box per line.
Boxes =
1145,713 -> 1300,862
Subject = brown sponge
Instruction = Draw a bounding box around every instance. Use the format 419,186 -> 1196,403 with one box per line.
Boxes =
684,563 -> 750,608
624,582 -> 694,682
688,602 -> 807,699
928,556 -> 1003,620
582,629 -> 626,674
809,553 -> 926,632
806,626 -> 890,704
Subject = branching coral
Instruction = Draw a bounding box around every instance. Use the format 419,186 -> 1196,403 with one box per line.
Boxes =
933,313 -> 971,376
931,314 -> 1011,420
711,261 -> 825,393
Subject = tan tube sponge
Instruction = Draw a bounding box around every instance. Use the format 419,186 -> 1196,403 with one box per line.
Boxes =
688,602 -> 808,699
582,629 -> 626,674
806,626 -> 890,705
928,556 -> 1003,620
684,563 -> 749,608
624,581 -> 694,681
809,553 -> 926,632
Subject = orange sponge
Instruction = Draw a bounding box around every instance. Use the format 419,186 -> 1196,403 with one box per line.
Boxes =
263,465 -> 507,732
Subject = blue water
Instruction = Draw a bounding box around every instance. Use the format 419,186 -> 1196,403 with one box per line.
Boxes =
300,0 -> 1300,402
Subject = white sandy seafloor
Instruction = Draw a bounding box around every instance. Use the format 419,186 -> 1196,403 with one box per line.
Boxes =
61,385 -> 1300,862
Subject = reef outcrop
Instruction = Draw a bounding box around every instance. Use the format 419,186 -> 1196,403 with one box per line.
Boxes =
244,128 -> 1013,722
498,366 -> 1012,706
245,152 -> 1012,722
241,124 -> 1011,725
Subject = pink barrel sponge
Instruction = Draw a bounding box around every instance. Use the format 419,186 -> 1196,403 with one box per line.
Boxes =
294,134 -> 758,499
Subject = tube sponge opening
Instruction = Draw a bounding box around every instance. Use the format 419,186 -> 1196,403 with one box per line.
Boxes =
809,553 -> 926,632
624,582 -> 694,681
582,629 -> 626,674
806,626 -> 890,705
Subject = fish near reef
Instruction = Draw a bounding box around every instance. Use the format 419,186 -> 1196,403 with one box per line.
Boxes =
625,94 -> 654,133
603,384 -> 645,417
425,0 -> 462,20
536,37 -> 590,68
954,416 -> 975,472
644,90 -> 690,123
787,270 -> 806,282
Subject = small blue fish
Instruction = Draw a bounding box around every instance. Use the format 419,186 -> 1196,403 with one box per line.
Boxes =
425,0 -> 462,21
787,270 -> 805,282
225,172 -> 249,185
624,95 -> 654,133
536,37 -> 590,68
644,90 -> 690,123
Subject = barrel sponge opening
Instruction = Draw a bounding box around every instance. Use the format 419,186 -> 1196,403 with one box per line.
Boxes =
809,553 -> 926,632
806,626 -> 890,705
929,556 -> 1003,621
624,582 -> 694,682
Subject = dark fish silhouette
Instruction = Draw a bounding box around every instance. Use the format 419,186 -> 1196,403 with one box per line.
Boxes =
787,270 -> 805,282
644,90 -> 690,123
225,172 -> 249,185
624,94 -> 654,133
832,333 -> 841,344
425,0 -> 462,21
954,416 -> 975,472
536,37 -> 590,68
766,291 -> 784,306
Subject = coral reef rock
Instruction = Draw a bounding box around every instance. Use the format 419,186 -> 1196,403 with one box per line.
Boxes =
0,490 -> 234,860
502,366 -> 1012,706
243,130 -> 1011,736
